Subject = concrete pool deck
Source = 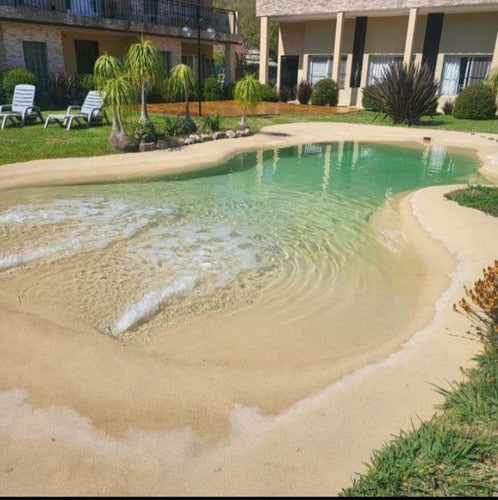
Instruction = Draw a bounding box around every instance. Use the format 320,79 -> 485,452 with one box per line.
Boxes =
0,122 -> 497,495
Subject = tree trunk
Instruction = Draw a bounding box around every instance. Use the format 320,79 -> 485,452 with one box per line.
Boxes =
140,84 -> 148,122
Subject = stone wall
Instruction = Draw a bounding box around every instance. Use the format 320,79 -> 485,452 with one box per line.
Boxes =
0,22 -> 64,73
257,0 -> 496,18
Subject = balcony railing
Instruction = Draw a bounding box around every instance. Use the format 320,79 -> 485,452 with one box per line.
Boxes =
0,0 -> 237,36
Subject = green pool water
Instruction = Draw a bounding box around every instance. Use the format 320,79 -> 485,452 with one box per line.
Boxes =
0,141 -> 480,337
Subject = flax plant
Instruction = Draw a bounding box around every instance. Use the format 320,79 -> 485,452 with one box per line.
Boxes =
125,36 -> 164,123
362,61 -> 439,125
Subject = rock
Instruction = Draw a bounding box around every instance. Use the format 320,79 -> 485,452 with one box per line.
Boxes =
201,133 -> 213,141
183,137 -> 195,145
226,130 -> 236,139
243,128 -> 251,136
189,134 -> 201,143
139,141 -> 156,152
156,138 -> 169,149
213,131 -> 227,140
235,129 -> 245,138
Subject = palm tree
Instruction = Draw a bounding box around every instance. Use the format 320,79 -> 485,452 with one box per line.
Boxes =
233,74 -> 263,131
125,36 -> 164,122
170,63 -> 197,133
94,53 -> 134,148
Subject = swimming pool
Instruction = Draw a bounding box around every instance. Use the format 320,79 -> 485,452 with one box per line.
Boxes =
0,141 -> 480,340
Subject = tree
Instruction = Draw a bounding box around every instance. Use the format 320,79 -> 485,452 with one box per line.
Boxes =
233,74 -> 263,130
124,36 -> 164,122
169,63 -> 197,134
94,53 -> 134,148
214,0 -> 278,58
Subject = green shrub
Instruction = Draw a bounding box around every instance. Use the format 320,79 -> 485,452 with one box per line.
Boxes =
362,62 -> 438,125
201,112 -> 222,132
310,78 -> 338,106
362,84 -> 382,111
453,82 -> 497,120
129,119 -> 158,150
222,82 -> 234,100
202,76 -> 223,101
75,73 -> 95,103
278,85 -> 294,102
259,84 -> 278,102
47,72 -> 76,108
442,99 -> 454,115
162,115 -> 183,137
295,79 -> 312,105
1,68 -> 37,102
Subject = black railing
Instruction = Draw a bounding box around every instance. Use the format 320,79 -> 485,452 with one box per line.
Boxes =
0,0 -> 237,35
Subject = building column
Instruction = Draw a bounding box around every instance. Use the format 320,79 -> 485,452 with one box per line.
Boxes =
492,30 -> 498,69
276,26 -> 283,90
331,11 -> 345,82
259,16 -> 270,85
404,8 -> 418,65
224,43 -> 236,84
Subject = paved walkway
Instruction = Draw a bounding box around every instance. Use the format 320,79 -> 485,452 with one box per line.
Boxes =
147,100 -> 357,117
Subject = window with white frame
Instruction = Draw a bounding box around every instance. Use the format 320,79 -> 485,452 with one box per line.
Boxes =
440,55 -> 492,96
367,55 -> 403,85
308,55 -> 347,88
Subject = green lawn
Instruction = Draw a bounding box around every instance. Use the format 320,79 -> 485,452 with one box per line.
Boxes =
0,108 -> 497,167
445,186 -> 498,217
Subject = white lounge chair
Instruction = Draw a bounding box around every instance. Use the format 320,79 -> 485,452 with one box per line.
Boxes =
44,91 -> 107,130
0,84 -> 44,129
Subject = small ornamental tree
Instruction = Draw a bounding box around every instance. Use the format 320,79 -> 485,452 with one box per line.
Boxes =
170,63 -> 197,134
233,74 -> 263,131
362,61 -> 439,125
94,53 -> 134,149
124,36 -> 164,123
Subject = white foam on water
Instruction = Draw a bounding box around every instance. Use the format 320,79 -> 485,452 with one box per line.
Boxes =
109,223 -> 269,333
0,197 -> 171,270
0,245 -> 65,271
113,276 -> 197,334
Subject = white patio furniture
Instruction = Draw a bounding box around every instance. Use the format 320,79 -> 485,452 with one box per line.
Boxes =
44,90 -> 107,130
0,84 -> 44,129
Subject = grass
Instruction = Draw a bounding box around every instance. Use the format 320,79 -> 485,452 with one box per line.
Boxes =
445,186 -> 498,217
340,347 -> 498,496
0,107 -> 497,167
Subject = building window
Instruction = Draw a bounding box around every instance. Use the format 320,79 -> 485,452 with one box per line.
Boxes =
308,56 -> 332,86
182,55 -> 197,76
308,55 -> 347,88
75,40 -> 99,75
367,55 -> 403,85
161,51 -> 171,73
440,55 -> 492,96
22,41 -> 49,90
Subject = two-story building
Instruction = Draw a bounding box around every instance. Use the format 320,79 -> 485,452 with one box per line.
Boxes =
257,0 -> 498,107
0,0 -> 239,90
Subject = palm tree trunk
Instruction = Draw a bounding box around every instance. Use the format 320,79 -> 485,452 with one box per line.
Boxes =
140,84 -> 148,122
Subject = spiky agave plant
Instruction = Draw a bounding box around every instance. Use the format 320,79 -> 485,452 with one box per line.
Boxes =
363,61 -> 439,125
169,63 -> 197,134
234,74 -> 263,131
125,36 -> 164,122
93,53 -> 134,148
